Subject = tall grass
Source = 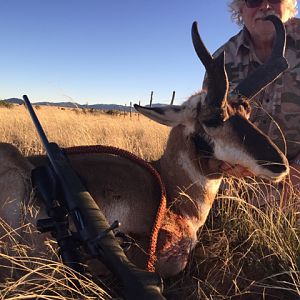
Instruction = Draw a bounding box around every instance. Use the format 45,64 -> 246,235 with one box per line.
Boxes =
1,105 -> 300,299
0,105 -> 169,159
164,177 -> 300,299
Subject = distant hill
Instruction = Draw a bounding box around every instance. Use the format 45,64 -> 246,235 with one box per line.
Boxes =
1,98 -> 168,111
3,98 -> 24,105
1,98 -> 134,111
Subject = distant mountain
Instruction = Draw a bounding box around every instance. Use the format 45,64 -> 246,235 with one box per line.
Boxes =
88,104 -> 134,111
3,98 -> 24,105
0,98 -> 171,112
1,98 -> 170,112
1,98 -> 134,111
32,101 -> 81,108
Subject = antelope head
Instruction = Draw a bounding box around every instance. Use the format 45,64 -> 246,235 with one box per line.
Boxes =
135,15 -> 289,183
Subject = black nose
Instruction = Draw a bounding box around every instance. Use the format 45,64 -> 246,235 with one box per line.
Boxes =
258,160 -> 288,175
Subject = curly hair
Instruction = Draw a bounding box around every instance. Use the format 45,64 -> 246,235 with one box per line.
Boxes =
228,0 -> 298,26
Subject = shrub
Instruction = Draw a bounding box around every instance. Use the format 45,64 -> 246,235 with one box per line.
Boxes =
0,101 -> 14,109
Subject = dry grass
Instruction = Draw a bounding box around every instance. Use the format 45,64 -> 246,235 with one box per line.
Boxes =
0,105 -> 169,159
1,105 -> 300,299
169,177 -> 300,299
0,255 -> 110,299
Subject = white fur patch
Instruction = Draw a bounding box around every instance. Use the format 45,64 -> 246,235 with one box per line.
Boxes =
178,151 -> 206,188
184,123 -> 195,135
198,202 -> 213,225
178,151 -> 220,191
213,139 -> 287,181
182,92 -> 206,135
205,179 -> 222,198
183,92 -> 206,119
177,151 -> 222,229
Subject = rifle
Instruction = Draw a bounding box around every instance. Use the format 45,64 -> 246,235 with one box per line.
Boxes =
23,95 -> 165,300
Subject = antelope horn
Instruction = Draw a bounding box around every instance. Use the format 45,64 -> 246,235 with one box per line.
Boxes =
191,21 -> 214,72
192,21 -> 228,110
233,15 -> 288,100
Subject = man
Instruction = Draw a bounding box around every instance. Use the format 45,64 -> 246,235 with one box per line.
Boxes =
203,0 -> 300,204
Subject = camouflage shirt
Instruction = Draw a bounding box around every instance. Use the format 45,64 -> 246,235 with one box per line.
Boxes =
203,18 -> 300,160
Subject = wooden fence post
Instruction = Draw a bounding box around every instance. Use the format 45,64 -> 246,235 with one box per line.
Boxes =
170,91 -> 175,105
130,102 -> 132,118
150,91 -> 153,107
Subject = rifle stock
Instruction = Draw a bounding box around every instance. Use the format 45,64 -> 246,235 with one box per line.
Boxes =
23,95 -> 165,300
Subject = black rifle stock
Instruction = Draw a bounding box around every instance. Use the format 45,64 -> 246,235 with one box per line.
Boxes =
23,95 -> 165,300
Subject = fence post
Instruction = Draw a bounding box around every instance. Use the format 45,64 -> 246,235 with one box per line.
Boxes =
170,91 -> 175,105
124,104 -> 126,118
138,101 -> 140,120
130,102 -> 132,118
149,91 -> 153,107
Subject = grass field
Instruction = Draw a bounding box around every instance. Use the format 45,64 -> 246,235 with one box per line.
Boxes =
0,104 -> 300,299
0,104 -> 169,159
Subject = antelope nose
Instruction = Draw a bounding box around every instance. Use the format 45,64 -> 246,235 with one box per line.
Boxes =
263,160 -> 288,175
260,153 -> 289,180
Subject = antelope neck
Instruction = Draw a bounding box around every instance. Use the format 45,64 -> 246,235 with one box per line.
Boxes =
155,127 -> 222,230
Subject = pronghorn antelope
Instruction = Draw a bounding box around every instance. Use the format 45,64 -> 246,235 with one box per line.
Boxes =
0,16 -> 289,279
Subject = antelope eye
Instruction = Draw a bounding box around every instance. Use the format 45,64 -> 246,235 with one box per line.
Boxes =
192,134 -> 214,156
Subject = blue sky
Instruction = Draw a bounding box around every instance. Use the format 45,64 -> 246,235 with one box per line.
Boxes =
0,1 -> 298,105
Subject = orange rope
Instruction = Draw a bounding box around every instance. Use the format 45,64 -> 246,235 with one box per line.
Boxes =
63,145 -> 167,272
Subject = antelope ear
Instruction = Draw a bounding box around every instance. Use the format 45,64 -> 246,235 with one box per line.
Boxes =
134,104 -> 184,127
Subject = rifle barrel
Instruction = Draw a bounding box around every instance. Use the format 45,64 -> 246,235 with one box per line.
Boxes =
23,95 -> 50,148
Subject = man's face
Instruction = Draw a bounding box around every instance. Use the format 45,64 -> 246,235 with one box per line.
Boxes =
241,0 -> 286,40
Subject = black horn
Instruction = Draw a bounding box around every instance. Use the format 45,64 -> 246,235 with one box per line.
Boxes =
192,21 -> 228,110
191,21 -> 214,72
232,15 -> 288,100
